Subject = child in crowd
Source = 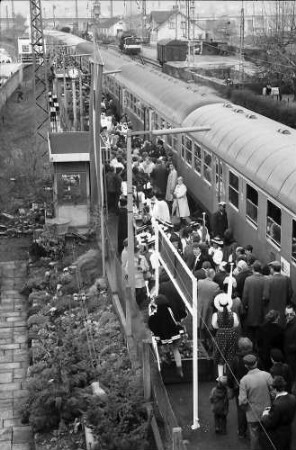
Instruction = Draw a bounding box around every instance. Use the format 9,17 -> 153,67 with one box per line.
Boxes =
209,375 -> 229,435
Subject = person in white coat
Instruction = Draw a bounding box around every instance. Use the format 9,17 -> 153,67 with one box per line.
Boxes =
172,177 -> 190,221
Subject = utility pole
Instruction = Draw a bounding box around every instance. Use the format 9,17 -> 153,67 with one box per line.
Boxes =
239,0 -> 245,86
186,0 -> 191,65
74,0 -> 79,34
110,0 -> 113,18
142,0 -> 147,42
29,0 -> 49,144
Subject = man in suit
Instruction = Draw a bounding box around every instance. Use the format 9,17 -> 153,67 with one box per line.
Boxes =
197,268 -> 220,350
284,304 -> 296,378
242,261 -> 265,345
263,261 -> 293,327
239,354 -> 273,450
212,202 -> 228,238
260,376 -> 296,450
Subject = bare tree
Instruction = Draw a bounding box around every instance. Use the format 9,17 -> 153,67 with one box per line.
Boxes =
253,0 -> 296,99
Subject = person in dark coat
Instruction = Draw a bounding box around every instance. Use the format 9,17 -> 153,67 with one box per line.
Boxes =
117,196 -> 128,254
227,337 -> 254,438
242,261 -> 265,344
150,158 -> 168,197
235,260 -> 252,300
209,376 -> 229,435
211,202 -> 228,239
283,305 -> 296,378
257,310 -> 284,371
260,376 -> 296,450
159,278 -> 187,322
263,260 -> 293,327
148,294 -> 185,377
222,228 -> 237,263
270,349 -> 293,393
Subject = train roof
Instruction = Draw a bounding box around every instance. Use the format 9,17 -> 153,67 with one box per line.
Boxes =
99,49 -> 222,124
45,29 -> 87,48
183,103 -> 296,213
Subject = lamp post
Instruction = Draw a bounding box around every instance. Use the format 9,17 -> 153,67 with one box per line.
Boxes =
68,67 -> 79,131
127,125 -> 211,430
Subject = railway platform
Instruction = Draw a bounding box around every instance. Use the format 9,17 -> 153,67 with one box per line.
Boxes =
0,261 -> 33,450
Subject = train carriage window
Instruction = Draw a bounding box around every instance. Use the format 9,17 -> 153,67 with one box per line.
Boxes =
154,112 -> 159,130
266,200 -> 281,247
292,220 -> 296,262
246,184 -> 258,226
229,171 -> 239,208
185,137 -> 192,165
194,143 -> 201,174
203,150 -> 212,184
215,158 -> 225,202
181,135 -> 185,159
167,122 -> 172,147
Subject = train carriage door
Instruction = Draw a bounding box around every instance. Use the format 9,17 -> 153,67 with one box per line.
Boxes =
215,156 -> 225,206
120,88 -> 127,116
148,108 -> 154,132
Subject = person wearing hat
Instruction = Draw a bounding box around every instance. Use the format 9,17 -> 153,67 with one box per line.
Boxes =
238,354 -> 273,450
260,376 -> 296,450
212,293 -> 240,378
211,202 -> 228,239
263,261 -> 293,327
209,237 -> 224,268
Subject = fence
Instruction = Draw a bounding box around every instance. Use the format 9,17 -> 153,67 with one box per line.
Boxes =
104,222 -> 187,450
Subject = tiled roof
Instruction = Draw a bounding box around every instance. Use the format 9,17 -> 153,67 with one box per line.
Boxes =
149,10 -> 175,25
97,16 -> 124,29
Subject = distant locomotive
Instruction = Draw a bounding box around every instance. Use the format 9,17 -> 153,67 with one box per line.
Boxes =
45,30 -> 296,290
119,33 -> 142,55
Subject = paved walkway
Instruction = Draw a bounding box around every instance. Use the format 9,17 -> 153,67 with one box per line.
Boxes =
0,261 -> 33,450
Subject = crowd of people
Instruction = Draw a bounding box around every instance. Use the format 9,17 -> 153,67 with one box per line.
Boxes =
100,94 -> 296,450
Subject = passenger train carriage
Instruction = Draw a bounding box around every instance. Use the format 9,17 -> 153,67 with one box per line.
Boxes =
45,30 -> 296,288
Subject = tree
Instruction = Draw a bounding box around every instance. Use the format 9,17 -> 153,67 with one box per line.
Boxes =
252,1 -> 296,100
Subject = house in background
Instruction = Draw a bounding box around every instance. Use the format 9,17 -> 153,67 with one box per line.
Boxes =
148,9 -> 206,45
95,17 -> 126,37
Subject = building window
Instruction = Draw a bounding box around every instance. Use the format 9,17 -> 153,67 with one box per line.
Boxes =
203,149 -> 212,184
246,184 -> 258,225
229,171 -> 239,208
185,137 -> 192,165
22,45 -> 30,53
266,200 -> 281,246
169,19 -> 175,29
193,143 -> 201,174
181,20 -> 186,30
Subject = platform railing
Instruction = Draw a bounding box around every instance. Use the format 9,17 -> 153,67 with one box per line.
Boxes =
104,224 -> 187,450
